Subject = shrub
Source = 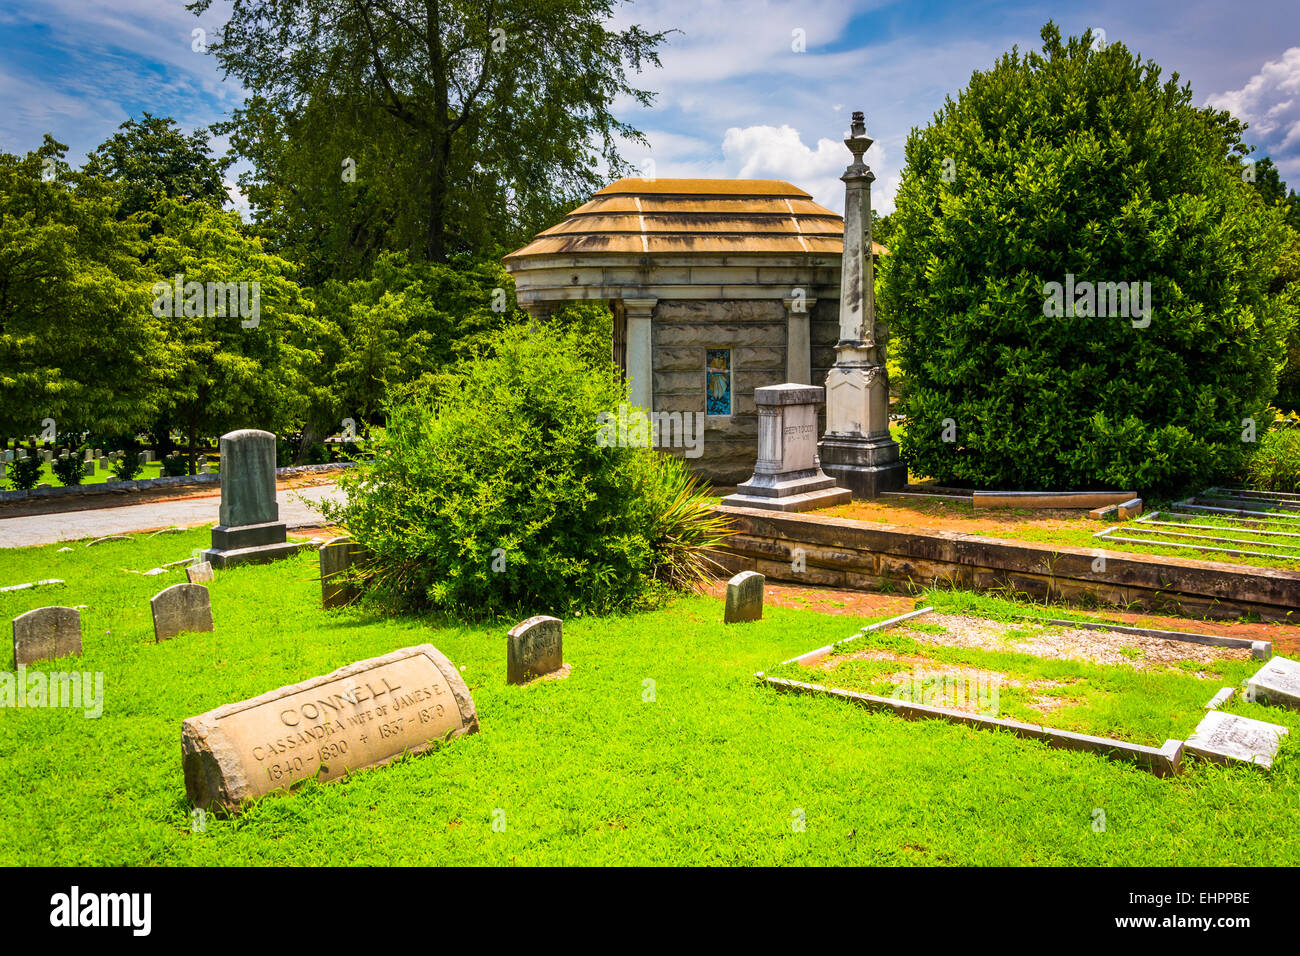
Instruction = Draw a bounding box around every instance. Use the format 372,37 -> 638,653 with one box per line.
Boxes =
879,23 -> 1294,494
7,455 -> 42,490
1247,428 -> 1300,492
320,323 -> 731,619
51,454 -> 86,487
112,450 -> 142,482
161,454 -> 188,477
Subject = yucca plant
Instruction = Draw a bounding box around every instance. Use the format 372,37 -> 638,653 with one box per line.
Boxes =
646,454 -> 736,592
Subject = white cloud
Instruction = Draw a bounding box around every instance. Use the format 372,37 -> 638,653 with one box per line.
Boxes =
1206,47 -> 1300,179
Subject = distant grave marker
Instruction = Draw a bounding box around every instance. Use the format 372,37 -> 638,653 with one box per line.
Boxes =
12,607 -> 82,667
319,536 -> 364,608
507,616 -> 564,684
724,570 -> 764,623
186,562 -> 215,585
151,583 -> 214,642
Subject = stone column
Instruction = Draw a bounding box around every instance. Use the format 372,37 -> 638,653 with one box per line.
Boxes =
721,384 -> 850,513
624,297 -> 657,411
818,111 -> 906,498
784,294 -> 816,385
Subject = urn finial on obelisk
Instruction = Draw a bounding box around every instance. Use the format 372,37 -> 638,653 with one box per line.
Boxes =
817,110 -> 906,498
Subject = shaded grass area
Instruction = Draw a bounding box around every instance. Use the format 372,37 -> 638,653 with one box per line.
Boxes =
2,531 -> 1298,866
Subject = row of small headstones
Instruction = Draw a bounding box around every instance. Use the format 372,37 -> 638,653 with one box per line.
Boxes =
12,542 -> 570,686
1,448 -> 214,480
11,564 -> 216,667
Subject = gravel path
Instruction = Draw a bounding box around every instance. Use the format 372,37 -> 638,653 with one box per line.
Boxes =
0,483 -> 343,548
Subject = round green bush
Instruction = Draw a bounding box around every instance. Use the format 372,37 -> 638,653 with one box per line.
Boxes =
879,23 -> 1295,494
51,453 -> 86,487
321,323 -> 730,619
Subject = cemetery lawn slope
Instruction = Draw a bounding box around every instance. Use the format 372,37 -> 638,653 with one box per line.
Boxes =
1,531 -> 1298,866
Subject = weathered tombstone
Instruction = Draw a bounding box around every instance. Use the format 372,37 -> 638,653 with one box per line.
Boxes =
1246,656 -> 1300,711
507,615 -> 564,684
201,429 -> 302,568
151,583 -> 214,642
12,607 -> 82,667
186,561 -> 215,585
182,644 -> 478,811
320,536 -> 363,608
1184,710 -> 1289,770
82,462 -> 93,478
724,570 -> 764,623
721,384 -> 850,512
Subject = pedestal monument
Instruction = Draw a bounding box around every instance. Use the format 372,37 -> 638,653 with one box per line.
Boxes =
818,111 -> 906,498
722,384 -> 850,512
201,429 -> 304,569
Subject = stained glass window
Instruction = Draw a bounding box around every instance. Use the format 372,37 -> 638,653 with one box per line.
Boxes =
706,348 -> 732,416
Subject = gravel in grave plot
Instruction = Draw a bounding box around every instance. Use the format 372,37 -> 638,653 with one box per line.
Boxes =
891,613 -> 1251,671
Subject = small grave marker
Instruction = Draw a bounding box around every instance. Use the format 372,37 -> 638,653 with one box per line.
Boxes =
724,570 -> 764,623
507,616 -> 564,684
12,607 -> 82,667
1246,656 -> 1300,711
186,562 -> 214,585
1184,710 -> 1288,770
319,536 -> 363,608
151,583 -> 214,642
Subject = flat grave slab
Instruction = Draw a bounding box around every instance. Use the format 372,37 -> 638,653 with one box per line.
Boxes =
1184,710 -> 1289,770
1246,656 -> 1300,711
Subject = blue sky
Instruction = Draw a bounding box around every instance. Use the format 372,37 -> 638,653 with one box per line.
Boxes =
1,0 -> 1297,216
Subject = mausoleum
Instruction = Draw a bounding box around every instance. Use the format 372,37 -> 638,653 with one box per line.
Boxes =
504,177 -> 885,483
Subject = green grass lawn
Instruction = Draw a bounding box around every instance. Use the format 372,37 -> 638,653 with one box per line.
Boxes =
0,459 -> 207,490
2,530 -> 1298,866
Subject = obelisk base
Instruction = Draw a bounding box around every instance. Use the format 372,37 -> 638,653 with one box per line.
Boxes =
818,435 -> 907,499
202,522 -> 307,569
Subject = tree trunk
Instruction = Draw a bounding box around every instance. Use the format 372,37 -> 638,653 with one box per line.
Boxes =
425,0 -> 449,263
187,417 -> 199,476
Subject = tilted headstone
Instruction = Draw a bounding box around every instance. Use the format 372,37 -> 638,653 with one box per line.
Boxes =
201,429 -> 302,569
1184,710 -> 1289,770
507,616 -> 564,684
12,607 -> 82,667
186,562 -> 215,585
721,384 -> 850,512
320,536 -> 364,608
182,644 -> 479,812
1246,656 -> 1300,711
151,583 -> 214,642
724,570 -> 764,623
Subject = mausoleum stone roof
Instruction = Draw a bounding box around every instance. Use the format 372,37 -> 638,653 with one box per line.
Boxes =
504,178 -> 887,261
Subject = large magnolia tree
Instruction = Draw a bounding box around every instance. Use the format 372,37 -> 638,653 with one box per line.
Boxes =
880,23 -> 1296,493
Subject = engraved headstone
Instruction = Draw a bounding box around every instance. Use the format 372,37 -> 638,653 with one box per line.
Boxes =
1184,710 -> 1289,770
722,384 -> 850,512
12,607 -> 82,667
507,615 -> 564,684
151,583 -> 214,642
201,429 -> 302,568
320,536 -> 364,608
186,561 -> 214,585
724,570 -> 764,623
1246,656 -> 1300,711
182,644 -> 479,811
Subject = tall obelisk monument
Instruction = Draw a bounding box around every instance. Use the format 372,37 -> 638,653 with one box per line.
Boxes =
818,110 -> 906,497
